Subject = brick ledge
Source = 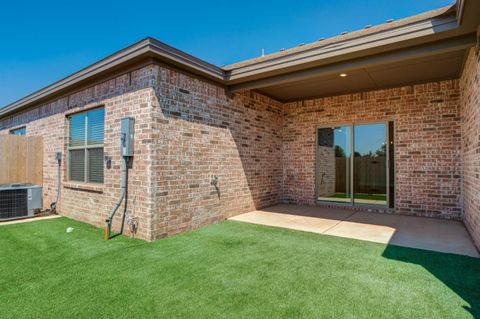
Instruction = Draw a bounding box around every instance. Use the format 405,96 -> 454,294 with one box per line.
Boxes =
63,181 -> 104,193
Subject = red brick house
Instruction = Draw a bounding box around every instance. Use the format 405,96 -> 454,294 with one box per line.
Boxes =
1,1 -> 479,248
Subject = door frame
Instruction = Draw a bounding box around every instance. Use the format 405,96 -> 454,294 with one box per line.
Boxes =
315,120 -> 394,209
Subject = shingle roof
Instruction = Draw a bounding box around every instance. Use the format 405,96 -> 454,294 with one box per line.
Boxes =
0,3 -> 466,118
223,5 -> 455,71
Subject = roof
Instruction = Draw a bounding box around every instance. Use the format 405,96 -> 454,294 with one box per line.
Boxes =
1,0 -> 478,118
0,38 -> 226,118
223,6 -> 455,70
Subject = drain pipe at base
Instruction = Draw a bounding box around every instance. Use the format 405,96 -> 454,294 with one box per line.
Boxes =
104,117 -> 135,240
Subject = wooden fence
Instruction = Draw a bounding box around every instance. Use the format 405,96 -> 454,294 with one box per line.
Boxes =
0,135 -> 43,185
336,156 -> 386,193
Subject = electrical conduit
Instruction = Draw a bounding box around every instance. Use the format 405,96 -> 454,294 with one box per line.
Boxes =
105,156 -> 127,240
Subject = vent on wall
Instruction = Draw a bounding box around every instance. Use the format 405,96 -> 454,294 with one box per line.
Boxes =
0,184 -> 42,220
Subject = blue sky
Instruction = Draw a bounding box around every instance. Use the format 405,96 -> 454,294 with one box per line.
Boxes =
0,0 -> 454,107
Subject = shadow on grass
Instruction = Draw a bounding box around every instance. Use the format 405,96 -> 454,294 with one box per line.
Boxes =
255,204 -> 480,317
382,245 -> 480,318
109,233 -> 123,239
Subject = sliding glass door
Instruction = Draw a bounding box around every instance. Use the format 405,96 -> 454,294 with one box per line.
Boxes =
316,122 -> 392,207
353,124 -> 387,206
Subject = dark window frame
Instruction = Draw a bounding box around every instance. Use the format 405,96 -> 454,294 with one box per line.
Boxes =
315,120 -> 395,208
9,126 -> 26,135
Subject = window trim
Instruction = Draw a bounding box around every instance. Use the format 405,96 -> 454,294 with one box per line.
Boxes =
67,107 -> 105,184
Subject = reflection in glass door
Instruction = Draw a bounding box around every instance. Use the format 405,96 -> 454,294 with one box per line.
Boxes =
317,122 -> 391,207
317,126 -> 352,203
353,124 -> 387,206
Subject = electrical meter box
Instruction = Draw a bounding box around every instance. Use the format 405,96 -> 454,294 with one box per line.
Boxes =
120,117 -> 135,156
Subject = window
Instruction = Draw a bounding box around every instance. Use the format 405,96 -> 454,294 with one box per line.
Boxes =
9,127 -> 26,135
316,122 -> 394,207
68,108 -> 105,183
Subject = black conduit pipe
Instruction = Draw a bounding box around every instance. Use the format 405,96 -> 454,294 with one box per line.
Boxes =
105,156 -> 128,240
49,154 -> 62,214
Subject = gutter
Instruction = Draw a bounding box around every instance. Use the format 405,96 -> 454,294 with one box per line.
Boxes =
0,1 -> 473,120
225,15 -> 459,82
0,38 -> 226,119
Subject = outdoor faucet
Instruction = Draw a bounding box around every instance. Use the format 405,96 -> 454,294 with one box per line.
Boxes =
211,176 -> 220,198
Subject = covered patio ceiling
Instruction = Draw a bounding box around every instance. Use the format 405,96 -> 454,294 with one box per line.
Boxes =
225,0 -> 480,102
2,0 -> 479,117
246,46 -> 469,101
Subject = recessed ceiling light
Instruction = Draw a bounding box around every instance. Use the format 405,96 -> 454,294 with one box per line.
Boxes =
340,73 -> 347,77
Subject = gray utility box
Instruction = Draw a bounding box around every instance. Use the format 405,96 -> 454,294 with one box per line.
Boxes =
120,117 -> 135,157
0,183 -> 42,220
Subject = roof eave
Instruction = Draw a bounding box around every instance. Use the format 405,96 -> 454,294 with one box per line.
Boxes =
225,14 -> 460,84
0,38 -> 226,119
1,1 -> 476,119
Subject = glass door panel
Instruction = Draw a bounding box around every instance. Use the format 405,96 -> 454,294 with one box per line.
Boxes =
353,124 -> 387,206
317,126 -> 352,203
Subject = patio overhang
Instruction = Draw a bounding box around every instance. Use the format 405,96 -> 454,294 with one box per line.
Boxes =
226,35 -> 475,101
226,1 -> 480,101
1,0 -> 479,117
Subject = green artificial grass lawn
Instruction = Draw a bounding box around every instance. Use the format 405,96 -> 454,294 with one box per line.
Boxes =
1,218 -> 479,319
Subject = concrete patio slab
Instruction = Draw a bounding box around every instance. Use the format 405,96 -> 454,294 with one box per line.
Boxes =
229,204 -> 479,258
231,210 -> 352,234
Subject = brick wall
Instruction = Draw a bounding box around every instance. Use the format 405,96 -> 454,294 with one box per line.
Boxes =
149,64 -> 283,239
0,59 -> 473,240
0,65 -> 158,240
0,62 -> 283,240
460,48 -> 480,249
283,80 -> 463,219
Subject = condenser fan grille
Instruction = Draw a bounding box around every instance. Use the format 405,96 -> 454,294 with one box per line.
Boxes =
0,189 -> 28,219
